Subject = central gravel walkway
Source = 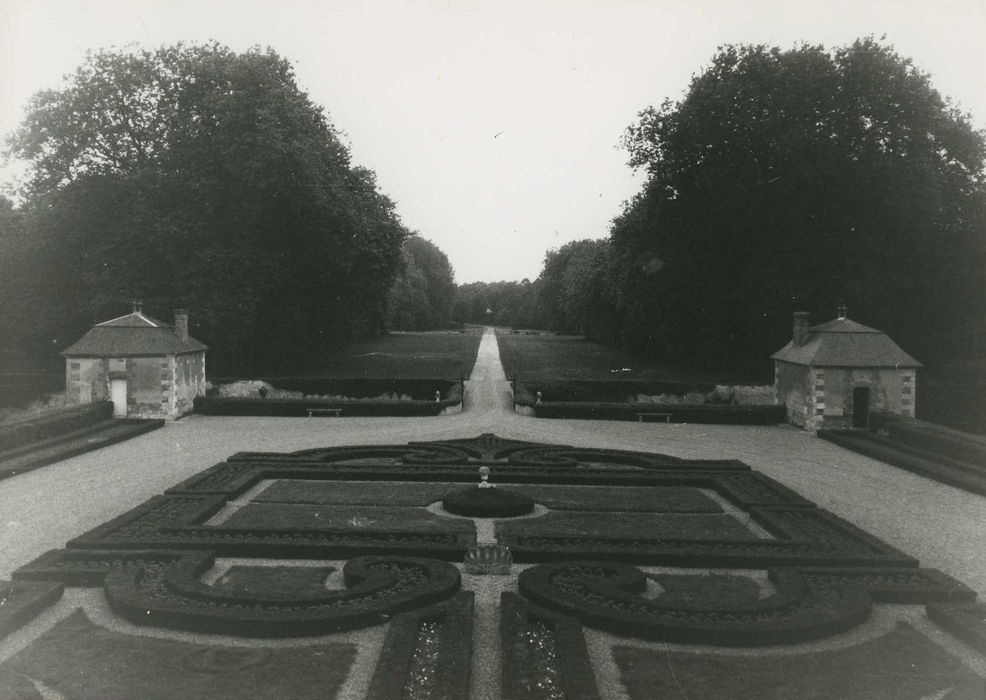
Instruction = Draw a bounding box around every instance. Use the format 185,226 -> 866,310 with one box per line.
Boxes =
2,327 -> 985,599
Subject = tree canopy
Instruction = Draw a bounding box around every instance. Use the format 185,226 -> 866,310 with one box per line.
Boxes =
386,235 -> 456,330
536,239 -> 617,338
608,38 -> 986,371
453,279 -> 543,329
3,44 -> 409,373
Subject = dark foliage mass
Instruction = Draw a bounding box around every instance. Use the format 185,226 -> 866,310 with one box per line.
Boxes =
1,44 -> 410,374
386,235 -> 456,330
507,39 -> 986,375
452,279 -> 543,329
617,39 -> 986,371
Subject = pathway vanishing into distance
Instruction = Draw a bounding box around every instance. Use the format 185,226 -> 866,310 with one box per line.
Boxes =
1,327 -> 985,600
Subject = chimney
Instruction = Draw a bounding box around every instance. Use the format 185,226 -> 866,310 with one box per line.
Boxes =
793,311 -> 810,346
174,309 -> 189,342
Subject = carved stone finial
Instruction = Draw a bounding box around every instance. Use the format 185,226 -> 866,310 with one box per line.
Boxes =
478,465 -> 493,488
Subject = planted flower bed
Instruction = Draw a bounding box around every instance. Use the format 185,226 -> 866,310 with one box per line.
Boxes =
195,377 -> 463,417
513,378 -> 783,424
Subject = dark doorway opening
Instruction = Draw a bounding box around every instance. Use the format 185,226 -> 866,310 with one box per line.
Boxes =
852,387 -> 870,429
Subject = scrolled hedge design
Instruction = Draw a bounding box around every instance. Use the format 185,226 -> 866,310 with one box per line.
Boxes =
518,561 -> 875,645
98,551 -> 461,637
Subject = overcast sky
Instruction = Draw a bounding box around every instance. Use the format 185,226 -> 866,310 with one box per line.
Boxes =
2,0 -> 984,282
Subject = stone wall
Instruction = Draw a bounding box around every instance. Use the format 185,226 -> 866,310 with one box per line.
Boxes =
175,352 -> 206,417
65,358 -> 108,405
775,361 -> 810,429
774,361 -> 917,432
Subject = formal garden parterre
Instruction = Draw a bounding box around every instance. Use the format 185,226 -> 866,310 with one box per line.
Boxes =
0,433 -> 983,698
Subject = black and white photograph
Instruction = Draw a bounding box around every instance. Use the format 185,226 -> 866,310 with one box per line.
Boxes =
1,1 -> 984,697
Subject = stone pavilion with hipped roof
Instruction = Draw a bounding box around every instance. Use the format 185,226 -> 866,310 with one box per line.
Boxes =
771,307 -> 922,432
61,305 -> 208,420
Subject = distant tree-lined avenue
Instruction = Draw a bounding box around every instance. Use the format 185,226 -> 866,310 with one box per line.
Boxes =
2,38 -> 983,382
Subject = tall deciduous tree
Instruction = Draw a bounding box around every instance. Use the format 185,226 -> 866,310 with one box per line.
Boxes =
387,235 -> 456,330
536,239 -> 617,338
616,38 -> 986,371
4,44 -> 407,373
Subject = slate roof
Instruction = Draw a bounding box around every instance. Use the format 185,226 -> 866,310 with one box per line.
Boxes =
61,311 -> 208,357
770,316 -> 921,368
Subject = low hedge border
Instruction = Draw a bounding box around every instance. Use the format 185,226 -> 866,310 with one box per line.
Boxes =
514,378 -> 718,404
518,561 -> 968,646
195,384 -> 462,418
818,429 -> 986,496
512,381 -> 782,424
0,579 -> 64,641
64,494 -> 476,561
0,419 -> 164,481
99,551 -> 463,637
367,592 -> 474,700
0,401 -> 112,452
195,379 -> 462,417
926,602 -> 986,655
498,506 -> 919,568
871,412 -> 986,466
499,592 -> 600,700
527,401 -> 785,424
210,376 -> 464,400
517,561 -> 877,646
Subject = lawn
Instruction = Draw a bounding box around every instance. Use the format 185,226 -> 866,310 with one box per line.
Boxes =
307,328 -> 483,380
495,329 -> 760,384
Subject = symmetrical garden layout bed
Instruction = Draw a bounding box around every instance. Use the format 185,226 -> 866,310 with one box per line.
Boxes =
1,434 -> 983,698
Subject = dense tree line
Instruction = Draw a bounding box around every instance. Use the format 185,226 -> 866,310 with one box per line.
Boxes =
453,280 -> 543,329
1,44 -> 409,374
386,235 -> 456,330
513,39 -> 986,374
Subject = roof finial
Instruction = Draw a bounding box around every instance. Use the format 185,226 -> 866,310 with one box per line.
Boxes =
837,300 -> 848,320
130,299 -> 142,314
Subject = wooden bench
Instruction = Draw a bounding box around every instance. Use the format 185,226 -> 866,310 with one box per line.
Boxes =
636,412 -> 672,423
307,408 -> 343,418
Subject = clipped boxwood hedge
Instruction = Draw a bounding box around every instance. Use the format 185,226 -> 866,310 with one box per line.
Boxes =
514,378 -> 716,404
195,378 -> 463,417
870,412 -> 986,467
513,378 -> 783,424
520,398 -> 784,424
209,376 -> 463,401
0,401 -> 113,452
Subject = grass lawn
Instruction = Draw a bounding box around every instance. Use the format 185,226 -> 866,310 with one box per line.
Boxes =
303,328 -> 483,380
495,329 -> 760,384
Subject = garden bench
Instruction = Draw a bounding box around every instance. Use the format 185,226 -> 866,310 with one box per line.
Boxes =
307,408 -> 343,418
636,411 -> 671,423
